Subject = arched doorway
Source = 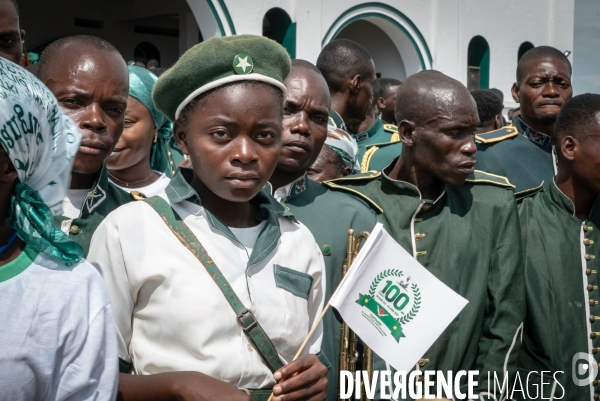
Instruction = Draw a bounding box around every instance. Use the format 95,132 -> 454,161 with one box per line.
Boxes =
322,3 -> 432,80
263,8 -> 296,58
134,42 -> 160,65
467,36 -> 490,90
518,41 -> 534,61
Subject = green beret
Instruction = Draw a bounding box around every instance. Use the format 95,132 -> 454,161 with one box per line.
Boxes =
153,34 -> 291,122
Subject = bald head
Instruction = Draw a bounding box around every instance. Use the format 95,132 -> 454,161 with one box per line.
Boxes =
395,70 -> 478,126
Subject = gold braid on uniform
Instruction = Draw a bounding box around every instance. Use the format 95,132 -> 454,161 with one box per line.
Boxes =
361,146 -> 379,173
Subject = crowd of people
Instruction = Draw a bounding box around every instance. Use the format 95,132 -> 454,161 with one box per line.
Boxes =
1,0 -> 599,400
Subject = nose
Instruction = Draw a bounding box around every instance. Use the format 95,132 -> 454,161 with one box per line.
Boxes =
288,111 -> 310,137
462,135 -> 477,157
80,103 -> 107,133
231,136 -> 258,165
542,82 -> 560,97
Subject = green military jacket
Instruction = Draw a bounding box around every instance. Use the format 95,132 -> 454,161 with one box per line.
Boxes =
475,117 -> 555,198
54,165 -> 134,256
324,166 -> 524,400
360,140 -> 402,173
354,119 -> 399,169
272,173 -> 378,401
518,181 -> 600,400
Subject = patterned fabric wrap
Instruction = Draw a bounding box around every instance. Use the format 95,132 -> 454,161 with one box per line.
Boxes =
128,66 -> 175,176
0,58 -> 83,264
324,125 -> 357,172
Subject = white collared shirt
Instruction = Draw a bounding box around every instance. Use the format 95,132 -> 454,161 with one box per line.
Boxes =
87,191 -> 325,389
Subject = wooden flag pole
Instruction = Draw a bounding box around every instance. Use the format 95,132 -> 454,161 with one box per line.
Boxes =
266,303 -> 331,401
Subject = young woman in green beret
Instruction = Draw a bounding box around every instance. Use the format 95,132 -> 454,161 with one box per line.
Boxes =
88,35 -> 329,401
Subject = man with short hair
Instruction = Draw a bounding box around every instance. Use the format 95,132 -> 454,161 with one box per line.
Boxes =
0,0 -> 25,65
376,77 -> 402,124
471,89 -> 504,134
326,70 -> 524,400
316,39 -> 376,134
269,59 -> 377,401
475,46 -> 573,198
38,35 -> 133,255
518,94 -> 600,400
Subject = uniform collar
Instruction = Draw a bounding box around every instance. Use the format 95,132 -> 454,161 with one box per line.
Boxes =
166,168 -> 297,268
514,116 -> 552,148
548,179 -> 600,219
80,164 -> 111,219
380,158 -> 446,204
272,173 -> 308,201
354,118 -> 383,143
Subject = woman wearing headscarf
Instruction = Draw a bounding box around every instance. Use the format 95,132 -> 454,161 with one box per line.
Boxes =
0,58 -> 118,399
106,66 -> 182,196
308,126 -> 356,182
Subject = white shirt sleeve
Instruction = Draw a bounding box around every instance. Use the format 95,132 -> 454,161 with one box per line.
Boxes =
87,216 -> 135,367
306,241 -> 327,355
56,303 -> 119,401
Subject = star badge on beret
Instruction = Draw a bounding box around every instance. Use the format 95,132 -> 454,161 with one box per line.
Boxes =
233,54 -> 253,74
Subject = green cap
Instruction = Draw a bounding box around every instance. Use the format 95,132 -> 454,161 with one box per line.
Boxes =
153,34 -> 291,122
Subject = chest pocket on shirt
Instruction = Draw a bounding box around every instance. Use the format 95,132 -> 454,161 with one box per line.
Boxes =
274,265 -> 313,300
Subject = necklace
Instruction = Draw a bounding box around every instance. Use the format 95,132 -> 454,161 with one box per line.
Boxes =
108,171 -> 155,187
0,231 -> 18,256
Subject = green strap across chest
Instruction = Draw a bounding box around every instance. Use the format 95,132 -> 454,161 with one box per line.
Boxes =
142,196 -> 284,373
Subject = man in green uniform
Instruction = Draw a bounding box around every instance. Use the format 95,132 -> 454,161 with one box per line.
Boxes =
325,70 -> 524,400
37,35 -> 133,255
268,59 -> 377,401
518,94 -> 600,400
375,78 -> 402,125
475,46 -> 573,198
471,89 -> 504,135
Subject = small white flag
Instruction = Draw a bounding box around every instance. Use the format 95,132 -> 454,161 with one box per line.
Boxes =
329,223 -> 468,372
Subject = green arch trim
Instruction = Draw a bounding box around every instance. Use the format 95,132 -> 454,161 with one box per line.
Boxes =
206,0 -> 236,36
322,2 -> 432,69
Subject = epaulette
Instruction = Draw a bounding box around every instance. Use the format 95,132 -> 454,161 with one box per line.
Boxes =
464,170 -> 515,189
474,125 -> 518,144
383,123 -> 398,133
323,172 -> 383,213
515,181 -> 544,201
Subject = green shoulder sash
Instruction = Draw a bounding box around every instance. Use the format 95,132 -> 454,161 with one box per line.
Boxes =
139,194 -> 284,373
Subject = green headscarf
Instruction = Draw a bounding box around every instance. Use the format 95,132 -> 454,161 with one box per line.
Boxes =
0,58 -> 83,265
128,66 -> 178,177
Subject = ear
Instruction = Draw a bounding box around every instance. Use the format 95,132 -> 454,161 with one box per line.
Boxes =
494,114 -> 502,129
398,120 -> 416,147
342,165 -> 352,177
376,96 -> 386,110
173,122 -> 190,155
560,136 -> 577,162
350,75 -> 361,95
511,82 -> 520,103
20,29 -> 26,43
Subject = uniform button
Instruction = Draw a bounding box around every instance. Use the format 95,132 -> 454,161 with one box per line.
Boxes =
69,225 -> 80,235
321,245 -> 331,256
592,333 -> 597,339
418,358 -> 428,367
592,316 -> 597,323
415,233 -> 424,241
588,269 -> 593,276
168,151 -> 172,156
584,225 -> 592,232
247,344 -> 253,352
422,204 -> 432,211
585,238 -> 593,246
587,254 -> 594,261
589,285 -> 595,292
593,348 -> 598,355
594,394 -> 599,400
592,300 -> 598,307
170,160 -> 174,166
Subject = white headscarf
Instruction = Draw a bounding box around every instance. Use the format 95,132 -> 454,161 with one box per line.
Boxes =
0,58 -> 82,263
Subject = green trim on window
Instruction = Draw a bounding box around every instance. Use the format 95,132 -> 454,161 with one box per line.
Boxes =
217,0 -> 236,35
0,245 -> 38,283
205,0 -> 226,36
322,2 -> 432,69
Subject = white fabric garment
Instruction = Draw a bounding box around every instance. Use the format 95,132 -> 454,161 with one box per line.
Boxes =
273,175 -> 305,202
62,189 -> 92,219
109,172 -> 170,197
0,246 -> 118,400
87,194 -> 325,389
229,220 -> 266,256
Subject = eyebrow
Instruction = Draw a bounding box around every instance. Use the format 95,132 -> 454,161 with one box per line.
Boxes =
285,99 -> 329,115
208,117 -> 279,129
